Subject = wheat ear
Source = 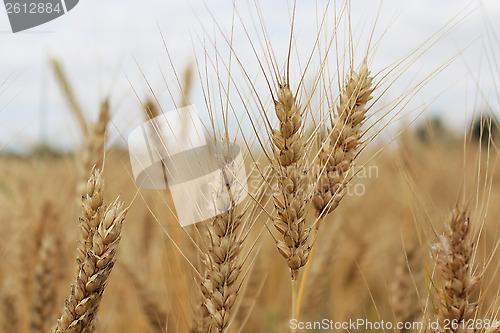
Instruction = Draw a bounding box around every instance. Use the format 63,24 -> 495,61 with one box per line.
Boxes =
55,167 -> 128,332
77,100 -> 110,196
271,83 -> 310,280
392,245 -> 420,332
50,58 -> 88,137
191,143 -> 245,333
296,62 -> 374,318
434,206 -> 480,333
312,61 -> 374,218
31,235 -> 58,333
1,284 -> 19,333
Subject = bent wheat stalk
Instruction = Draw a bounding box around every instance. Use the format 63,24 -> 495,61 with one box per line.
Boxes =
54,167 -> 129,332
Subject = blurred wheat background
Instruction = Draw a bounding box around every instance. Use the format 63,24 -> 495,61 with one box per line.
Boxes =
2,1 -> 500,333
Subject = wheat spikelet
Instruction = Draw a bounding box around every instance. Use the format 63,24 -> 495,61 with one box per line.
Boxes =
55,167 -> 128,332
312,62 -> 374,217
434,206 -> 479,333
271,83 -> 310,280
31,235 -> 58,333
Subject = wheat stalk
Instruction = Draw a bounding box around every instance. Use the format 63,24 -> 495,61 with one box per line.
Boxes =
54,167 -> 128,332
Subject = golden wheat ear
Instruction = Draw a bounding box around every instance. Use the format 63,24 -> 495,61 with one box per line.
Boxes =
77,99 -> 110,196
391,244 -> 421,332
54,167 -> 128,332
31,235 -> 58,333
312,61 -> 374,221
0,280 -> 19,333
271,82 -> 311,280
190,144 -> 245,333
433,206 -> 480,332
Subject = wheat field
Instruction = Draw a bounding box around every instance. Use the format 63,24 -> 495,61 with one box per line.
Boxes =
1,1 -> 500,333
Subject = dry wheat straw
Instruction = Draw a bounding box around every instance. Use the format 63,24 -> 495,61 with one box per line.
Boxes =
55,167 -> 128,332
434,206 -> 479,333
31,235 -> 57,333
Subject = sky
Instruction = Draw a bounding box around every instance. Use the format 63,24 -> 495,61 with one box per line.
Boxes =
0,0 -> 499,152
